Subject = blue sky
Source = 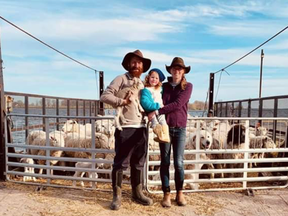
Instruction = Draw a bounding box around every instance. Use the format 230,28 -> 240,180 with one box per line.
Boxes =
1,0 -> 288,103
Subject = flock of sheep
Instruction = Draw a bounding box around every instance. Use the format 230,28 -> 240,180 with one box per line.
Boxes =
17,116 -> 284,190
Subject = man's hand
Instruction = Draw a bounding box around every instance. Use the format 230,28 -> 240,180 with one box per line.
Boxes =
122,91 -> 133,106
147,111 -> 156,121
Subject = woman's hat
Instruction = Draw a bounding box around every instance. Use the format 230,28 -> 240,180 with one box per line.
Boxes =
122,50 -> 151,72
166,57 -> 191,74
149,68 -> 165,82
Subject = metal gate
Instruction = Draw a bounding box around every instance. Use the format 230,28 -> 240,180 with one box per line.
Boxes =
146,117 -> 288,193
4,113 -> 120,189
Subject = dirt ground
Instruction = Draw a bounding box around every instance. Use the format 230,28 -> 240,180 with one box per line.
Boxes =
1,181 -> 288,216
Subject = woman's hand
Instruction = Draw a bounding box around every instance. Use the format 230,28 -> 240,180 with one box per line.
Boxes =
147,111 -> 156,121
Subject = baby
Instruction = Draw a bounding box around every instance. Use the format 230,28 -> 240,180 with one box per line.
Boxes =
140,68 -> 170,143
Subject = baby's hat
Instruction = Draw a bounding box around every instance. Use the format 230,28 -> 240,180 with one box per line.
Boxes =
148,68 -> 165,82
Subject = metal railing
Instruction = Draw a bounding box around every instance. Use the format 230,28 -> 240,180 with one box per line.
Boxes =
146,117 -> 288,193
4,113 -> 288,193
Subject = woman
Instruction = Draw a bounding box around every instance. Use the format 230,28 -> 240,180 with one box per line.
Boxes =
148,57 -> 192,207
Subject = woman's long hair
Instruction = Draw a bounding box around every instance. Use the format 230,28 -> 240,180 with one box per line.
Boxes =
180,75 -> 187,90
168,75 -> 187,90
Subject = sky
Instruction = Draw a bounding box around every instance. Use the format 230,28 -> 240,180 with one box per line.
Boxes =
1,0 -> 288,103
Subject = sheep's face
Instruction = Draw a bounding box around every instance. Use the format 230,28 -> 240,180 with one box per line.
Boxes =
228,124 -> 246,145
96,121 -> 115,137
132,77 -> 144,90
256,126 -> 268,136
263,136 -> 276,148
209,120 -> 220,131
49,136 -> 59,145
61,120 -> 78,133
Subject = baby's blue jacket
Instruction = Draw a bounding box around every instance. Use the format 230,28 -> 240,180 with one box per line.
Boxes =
140,88 -> 160,112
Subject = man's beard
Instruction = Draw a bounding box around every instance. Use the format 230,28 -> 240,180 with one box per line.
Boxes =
129,66 -> 143,78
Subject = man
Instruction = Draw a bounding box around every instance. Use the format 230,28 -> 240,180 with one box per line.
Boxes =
100,50 -> 153,210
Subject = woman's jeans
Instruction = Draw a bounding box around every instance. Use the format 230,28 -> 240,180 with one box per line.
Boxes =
159,127 -> 186,192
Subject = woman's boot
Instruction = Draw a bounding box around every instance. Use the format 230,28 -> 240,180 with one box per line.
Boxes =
161,192 -> 171,208
176,190 -> 187,206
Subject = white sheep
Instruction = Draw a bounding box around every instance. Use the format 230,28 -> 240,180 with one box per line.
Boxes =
114,77 -> 144,130
72,161 -> 104,187
249,136 -> 277,168
64,132 -> 110,159
61,120 -> 93,137
20,157 -> 36,182
61,120 -> 78,133
26,130 -> 65,175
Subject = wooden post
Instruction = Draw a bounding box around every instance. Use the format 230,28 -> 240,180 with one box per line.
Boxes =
208,73 -> 214,117
99,71 -> 104,115
0,28 -> 6,181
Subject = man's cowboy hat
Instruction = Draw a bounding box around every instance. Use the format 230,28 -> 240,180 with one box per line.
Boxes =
166,57 -> 191,74
122,50 -> 151,72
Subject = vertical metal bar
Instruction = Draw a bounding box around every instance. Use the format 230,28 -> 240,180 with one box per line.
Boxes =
208,73 -> 214,116
99,71 -> 104,115
25,96 -> 28,138
83,100 -> 86,116
45,120 -> 50,184
248,99 -> 251,117
42,97 -> 46,131
76,100 -> 79,117
259,49 -> 264,98
56,98 -> 59,130
220,103 -> 223,117
259,99 -> 263,125
91,120 -> 96,189
89,101 -> 92,123
243,120 -> 250,189
239,101 -> 242,117
0,29 -> 6,180
194,120 -> 200,190
94,101 -> 97,116
273,98 -> 278,142
214,103 -> 218,117
67,99 -> 70,116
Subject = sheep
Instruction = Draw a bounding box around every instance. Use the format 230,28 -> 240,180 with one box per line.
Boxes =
72,160 -> 104,187
26,130 -> 65,175
95,116 -> 115,137
61,120 -> 93,137
114,77 -> 144,130
20,157 -> 36,182
61,120 -> 78,134
249,136 -> 277,168
224,124 -> 246,177
64,132 -> 110,159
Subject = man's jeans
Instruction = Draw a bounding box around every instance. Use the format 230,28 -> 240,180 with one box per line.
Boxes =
159,127 -> 186,192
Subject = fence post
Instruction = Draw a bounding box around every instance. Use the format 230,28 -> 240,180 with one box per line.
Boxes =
208,73 -> 214,116
99,71 -> 104,115
0,27 -> 6,181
